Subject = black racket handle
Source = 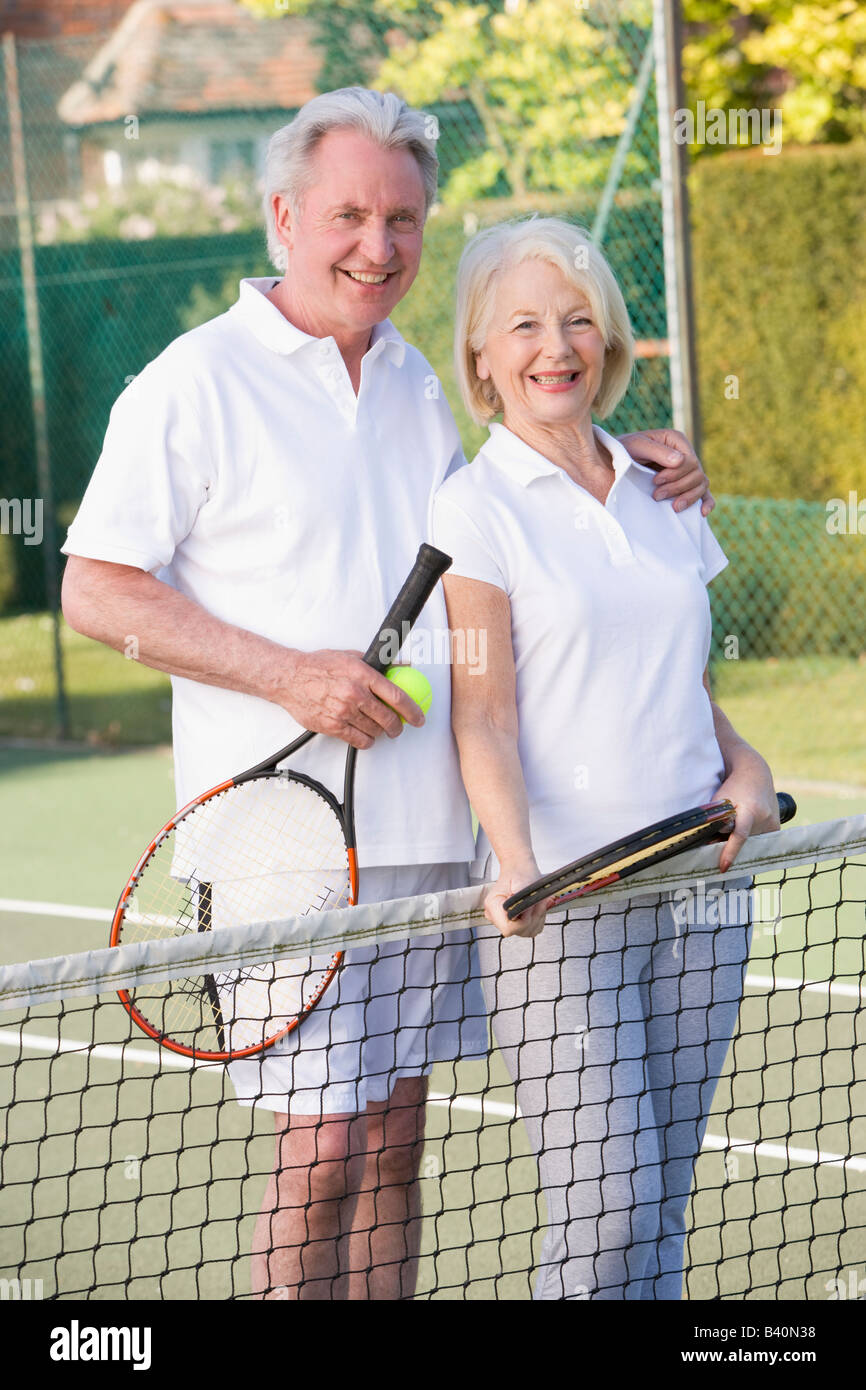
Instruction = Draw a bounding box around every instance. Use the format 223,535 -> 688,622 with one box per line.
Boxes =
362,543 -> 452,674
242,544 -> 452,775
716,791 -> 797,834
777,792 -> 797,824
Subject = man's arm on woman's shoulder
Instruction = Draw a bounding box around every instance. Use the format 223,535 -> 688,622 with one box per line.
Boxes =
618,427 -> 715,515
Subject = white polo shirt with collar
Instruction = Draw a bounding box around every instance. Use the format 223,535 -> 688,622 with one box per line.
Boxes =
432,421 -> 728,874
63,277 -> 475,870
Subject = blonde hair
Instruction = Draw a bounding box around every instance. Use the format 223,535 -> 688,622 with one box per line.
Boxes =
263,87 -> 439,271
454,217 -> 634,423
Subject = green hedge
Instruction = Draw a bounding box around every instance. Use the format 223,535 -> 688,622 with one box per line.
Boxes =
691,142 -> 866,500
0,233 -> 272,614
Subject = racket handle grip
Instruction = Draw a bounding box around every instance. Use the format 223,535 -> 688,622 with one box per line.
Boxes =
363,544 -> 452,673
777,791 -> 797,824
717,790 -> 796,834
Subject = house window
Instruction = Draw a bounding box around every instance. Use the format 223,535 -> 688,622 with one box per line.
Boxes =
103,149 -> 124,187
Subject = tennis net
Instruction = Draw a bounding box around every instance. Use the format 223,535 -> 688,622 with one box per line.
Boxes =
1,814 -> 864,1300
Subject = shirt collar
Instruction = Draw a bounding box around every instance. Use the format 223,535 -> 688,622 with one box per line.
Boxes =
229,277 -> 407,366
482,421 -> 656,488
593,425 -> 659,487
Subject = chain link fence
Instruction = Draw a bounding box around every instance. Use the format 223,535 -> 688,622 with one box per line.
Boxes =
0,4 -> 863,786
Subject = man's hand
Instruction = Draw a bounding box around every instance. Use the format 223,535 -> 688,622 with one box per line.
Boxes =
618,428 -> 714,515
279,649 -> 425,750
61,558 -> 424,751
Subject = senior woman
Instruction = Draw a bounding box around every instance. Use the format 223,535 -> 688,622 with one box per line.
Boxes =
432,217 -> 780,1300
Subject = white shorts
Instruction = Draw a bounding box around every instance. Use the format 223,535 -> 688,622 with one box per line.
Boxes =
227,861 -> 488,1114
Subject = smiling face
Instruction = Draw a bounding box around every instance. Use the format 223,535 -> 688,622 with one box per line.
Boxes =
270,127 -> 427,345
474,258 -> 608,436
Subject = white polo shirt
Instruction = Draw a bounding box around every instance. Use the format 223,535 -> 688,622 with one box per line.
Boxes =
432,423 -> 728,873
63,277 -> 475,869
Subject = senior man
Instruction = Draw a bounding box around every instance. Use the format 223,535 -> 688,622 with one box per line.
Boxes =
61,87 -> 712,1300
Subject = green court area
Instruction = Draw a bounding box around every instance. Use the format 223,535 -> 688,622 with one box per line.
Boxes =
0,744 -> 863,1300
712,656 -> 866,790
0,616 -> 172,746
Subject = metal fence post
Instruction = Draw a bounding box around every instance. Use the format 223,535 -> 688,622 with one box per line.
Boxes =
653,0 -> 702,452
3,30 -> 70,738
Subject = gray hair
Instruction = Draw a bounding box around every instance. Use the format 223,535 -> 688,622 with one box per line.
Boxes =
263,87 -> 439,271
455,217 -> 635,423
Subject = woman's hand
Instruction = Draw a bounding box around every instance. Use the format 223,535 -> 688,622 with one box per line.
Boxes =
483,862 -> 552,939
716,753 -> 780,872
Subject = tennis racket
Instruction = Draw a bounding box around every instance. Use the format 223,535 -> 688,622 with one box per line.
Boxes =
110,543 -> 451,1061
504,792 -> 797,919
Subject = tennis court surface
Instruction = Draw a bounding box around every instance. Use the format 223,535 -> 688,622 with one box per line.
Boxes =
1,813 -> 863,1300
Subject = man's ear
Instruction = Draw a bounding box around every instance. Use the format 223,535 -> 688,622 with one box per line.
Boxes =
272,192 -> 293,253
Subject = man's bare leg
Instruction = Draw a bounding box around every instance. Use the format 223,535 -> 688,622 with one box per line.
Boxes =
347,1076 -> 429,1300
251,1109 -> 368,1300
250,1076 -> 429,1300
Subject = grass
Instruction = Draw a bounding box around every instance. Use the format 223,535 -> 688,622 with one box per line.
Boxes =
2,612 -> 865,788
0,612 -> 171,744
711,655 -> 866,786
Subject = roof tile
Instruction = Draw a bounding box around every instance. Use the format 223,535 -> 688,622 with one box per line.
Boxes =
58,0 -> 325,125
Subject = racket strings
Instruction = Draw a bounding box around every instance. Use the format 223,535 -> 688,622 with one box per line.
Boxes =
118,776 -> 351,1053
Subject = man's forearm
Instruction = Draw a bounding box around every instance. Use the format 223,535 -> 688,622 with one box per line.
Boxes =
62,558 -> 294,705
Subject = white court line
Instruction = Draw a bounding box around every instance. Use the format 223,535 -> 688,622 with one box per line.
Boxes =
0,898 -> 183,931
746,974 -> 864,1001
425,1094 -> 866,1173
699,1132 -> 866,1172
0,1029 -> 221,1069
0,898 -> 113,923
2,1027 -> 863,1174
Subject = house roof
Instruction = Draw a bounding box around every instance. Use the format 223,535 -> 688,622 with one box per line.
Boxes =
1,0 -> 134,41
57,0 -> 324,126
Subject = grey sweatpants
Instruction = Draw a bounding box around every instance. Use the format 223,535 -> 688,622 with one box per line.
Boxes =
476,886 -> 752,1300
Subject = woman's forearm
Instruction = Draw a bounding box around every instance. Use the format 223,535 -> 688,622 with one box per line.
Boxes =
454,718 -> 538,875
442,574 -> 540,878
703,669 -> 770,779
710,699 -> 771,779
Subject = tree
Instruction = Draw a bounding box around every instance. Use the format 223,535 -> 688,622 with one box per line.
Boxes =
379,1 -> 653,202
239,0 -> 654,202
683,0 -> 866,147
239,0 -> 442,91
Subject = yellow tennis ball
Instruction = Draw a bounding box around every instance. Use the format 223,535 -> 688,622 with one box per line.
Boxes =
384,665 -> 432,720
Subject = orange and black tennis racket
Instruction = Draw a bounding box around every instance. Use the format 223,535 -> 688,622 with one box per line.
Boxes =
504,792 -> 797,919
110,543 -> 451,1060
